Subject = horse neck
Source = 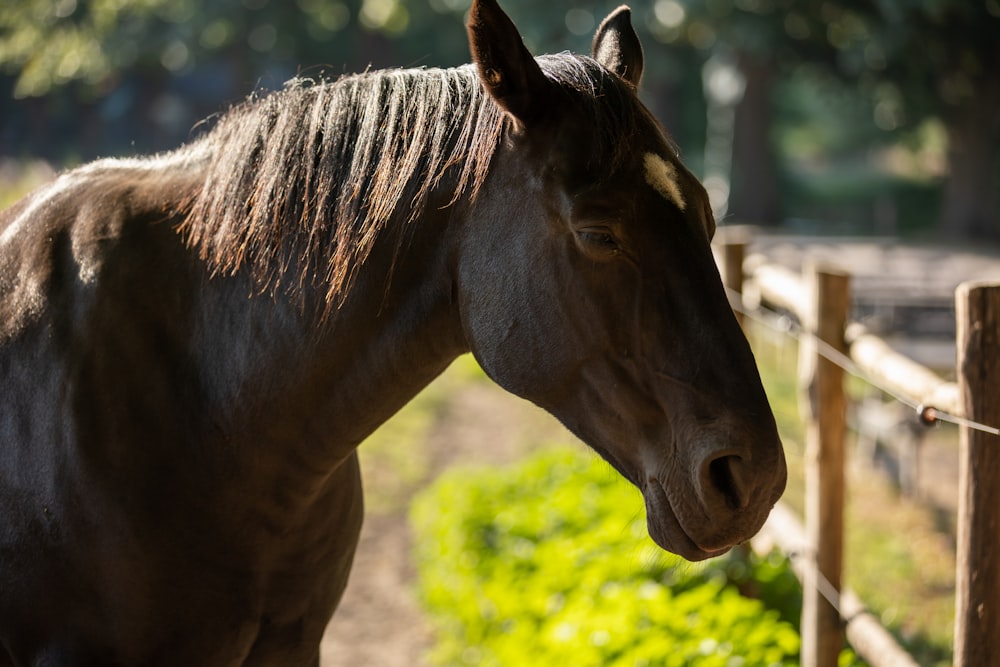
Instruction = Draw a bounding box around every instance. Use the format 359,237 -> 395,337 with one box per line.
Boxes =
315,204 -> 470,447
193,200 -> 469,466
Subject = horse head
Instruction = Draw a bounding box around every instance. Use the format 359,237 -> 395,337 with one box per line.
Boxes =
458,0 -> 786,561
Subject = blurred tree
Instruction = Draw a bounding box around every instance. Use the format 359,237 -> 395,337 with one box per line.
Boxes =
0,0 -> 171,98
0,1 -> 473,158
2,0 -> 996,239
788,0 -> 1000,240
0,0 -> 709,162
872,2 -> 1000,240
0,0 -> 466,97
652,0 -> 999,238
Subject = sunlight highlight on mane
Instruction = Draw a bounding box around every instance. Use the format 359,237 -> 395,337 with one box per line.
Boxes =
180,65 -> 506,307
178,54 -> 668,311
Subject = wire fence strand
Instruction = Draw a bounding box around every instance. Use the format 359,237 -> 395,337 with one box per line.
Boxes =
725,286 -> 1000,437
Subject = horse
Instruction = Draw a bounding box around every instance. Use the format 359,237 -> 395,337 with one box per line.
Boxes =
0,1 -> 786,664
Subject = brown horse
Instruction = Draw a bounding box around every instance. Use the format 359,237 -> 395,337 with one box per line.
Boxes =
0,1 -> 785,664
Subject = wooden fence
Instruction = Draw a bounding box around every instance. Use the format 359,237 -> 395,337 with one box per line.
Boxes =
715,229 -> 1000,667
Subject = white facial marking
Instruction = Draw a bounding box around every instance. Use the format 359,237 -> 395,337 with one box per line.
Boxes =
643,152 -> 686,212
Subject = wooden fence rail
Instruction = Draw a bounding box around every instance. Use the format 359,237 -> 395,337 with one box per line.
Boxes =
716,231 -> 1000,667
845,323 -> 961,417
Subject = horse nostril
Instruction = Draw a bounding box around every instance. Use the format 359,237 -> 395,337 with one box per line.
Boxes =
705,454 -> 750,512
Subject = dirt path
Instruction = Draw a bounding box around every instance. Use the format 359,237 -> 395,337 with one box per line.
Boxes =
320,369 -> 573,666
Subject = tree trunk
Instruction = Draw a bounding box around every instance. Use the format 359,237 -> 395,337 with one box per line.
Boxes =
729,51 -> 781,226
940,78 -> 1000,241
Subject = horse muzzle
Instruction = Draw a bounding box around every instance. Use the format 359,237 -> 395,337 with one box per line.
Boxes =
641,434 -> 787,561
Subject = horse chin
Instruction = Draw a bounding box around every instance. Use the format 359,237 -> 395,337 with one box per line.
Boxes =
586,441 -> 738,561
641,480 -> 732,562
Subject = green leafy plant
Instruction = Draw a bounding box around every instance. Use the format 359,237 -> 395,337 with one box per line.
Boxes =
411,446 -> 852,666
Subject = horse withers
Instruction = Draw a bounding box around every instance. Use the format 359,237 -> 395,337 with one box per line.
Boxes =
0,1 -> 786,664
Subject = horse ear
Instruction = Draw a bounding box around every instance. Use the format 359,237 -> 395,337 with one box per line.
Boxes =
468,0 -> 552,126
592,6 -> 644,87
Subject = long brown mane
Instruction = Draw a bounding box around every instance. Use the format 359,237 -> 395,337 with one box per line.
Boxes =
180,64 -> 505,306
179,55 -> 661,307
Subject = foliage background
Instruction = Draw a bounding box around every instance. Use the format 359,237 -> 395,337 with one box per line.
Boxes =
1,0 -> 998,239
410,445 -> 827,667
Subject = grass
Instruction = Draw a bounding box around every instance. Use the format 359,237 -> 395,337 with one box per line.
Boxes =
748,320 -> 956,666
411,446 -> 813,667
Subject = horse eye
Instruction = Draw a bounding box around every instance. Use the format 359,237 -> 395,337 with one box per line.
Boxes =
578,228 -> 620,252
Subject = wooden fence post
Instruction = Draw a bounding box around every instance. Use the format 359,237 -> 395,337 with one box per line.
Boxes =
799,263 -> 851,667
953,281 -> 1000,667
717,227 -> 747,327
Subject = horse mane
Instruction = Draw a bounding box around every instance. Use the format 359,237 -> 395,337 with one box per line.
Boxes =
179,54 -> 657,308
